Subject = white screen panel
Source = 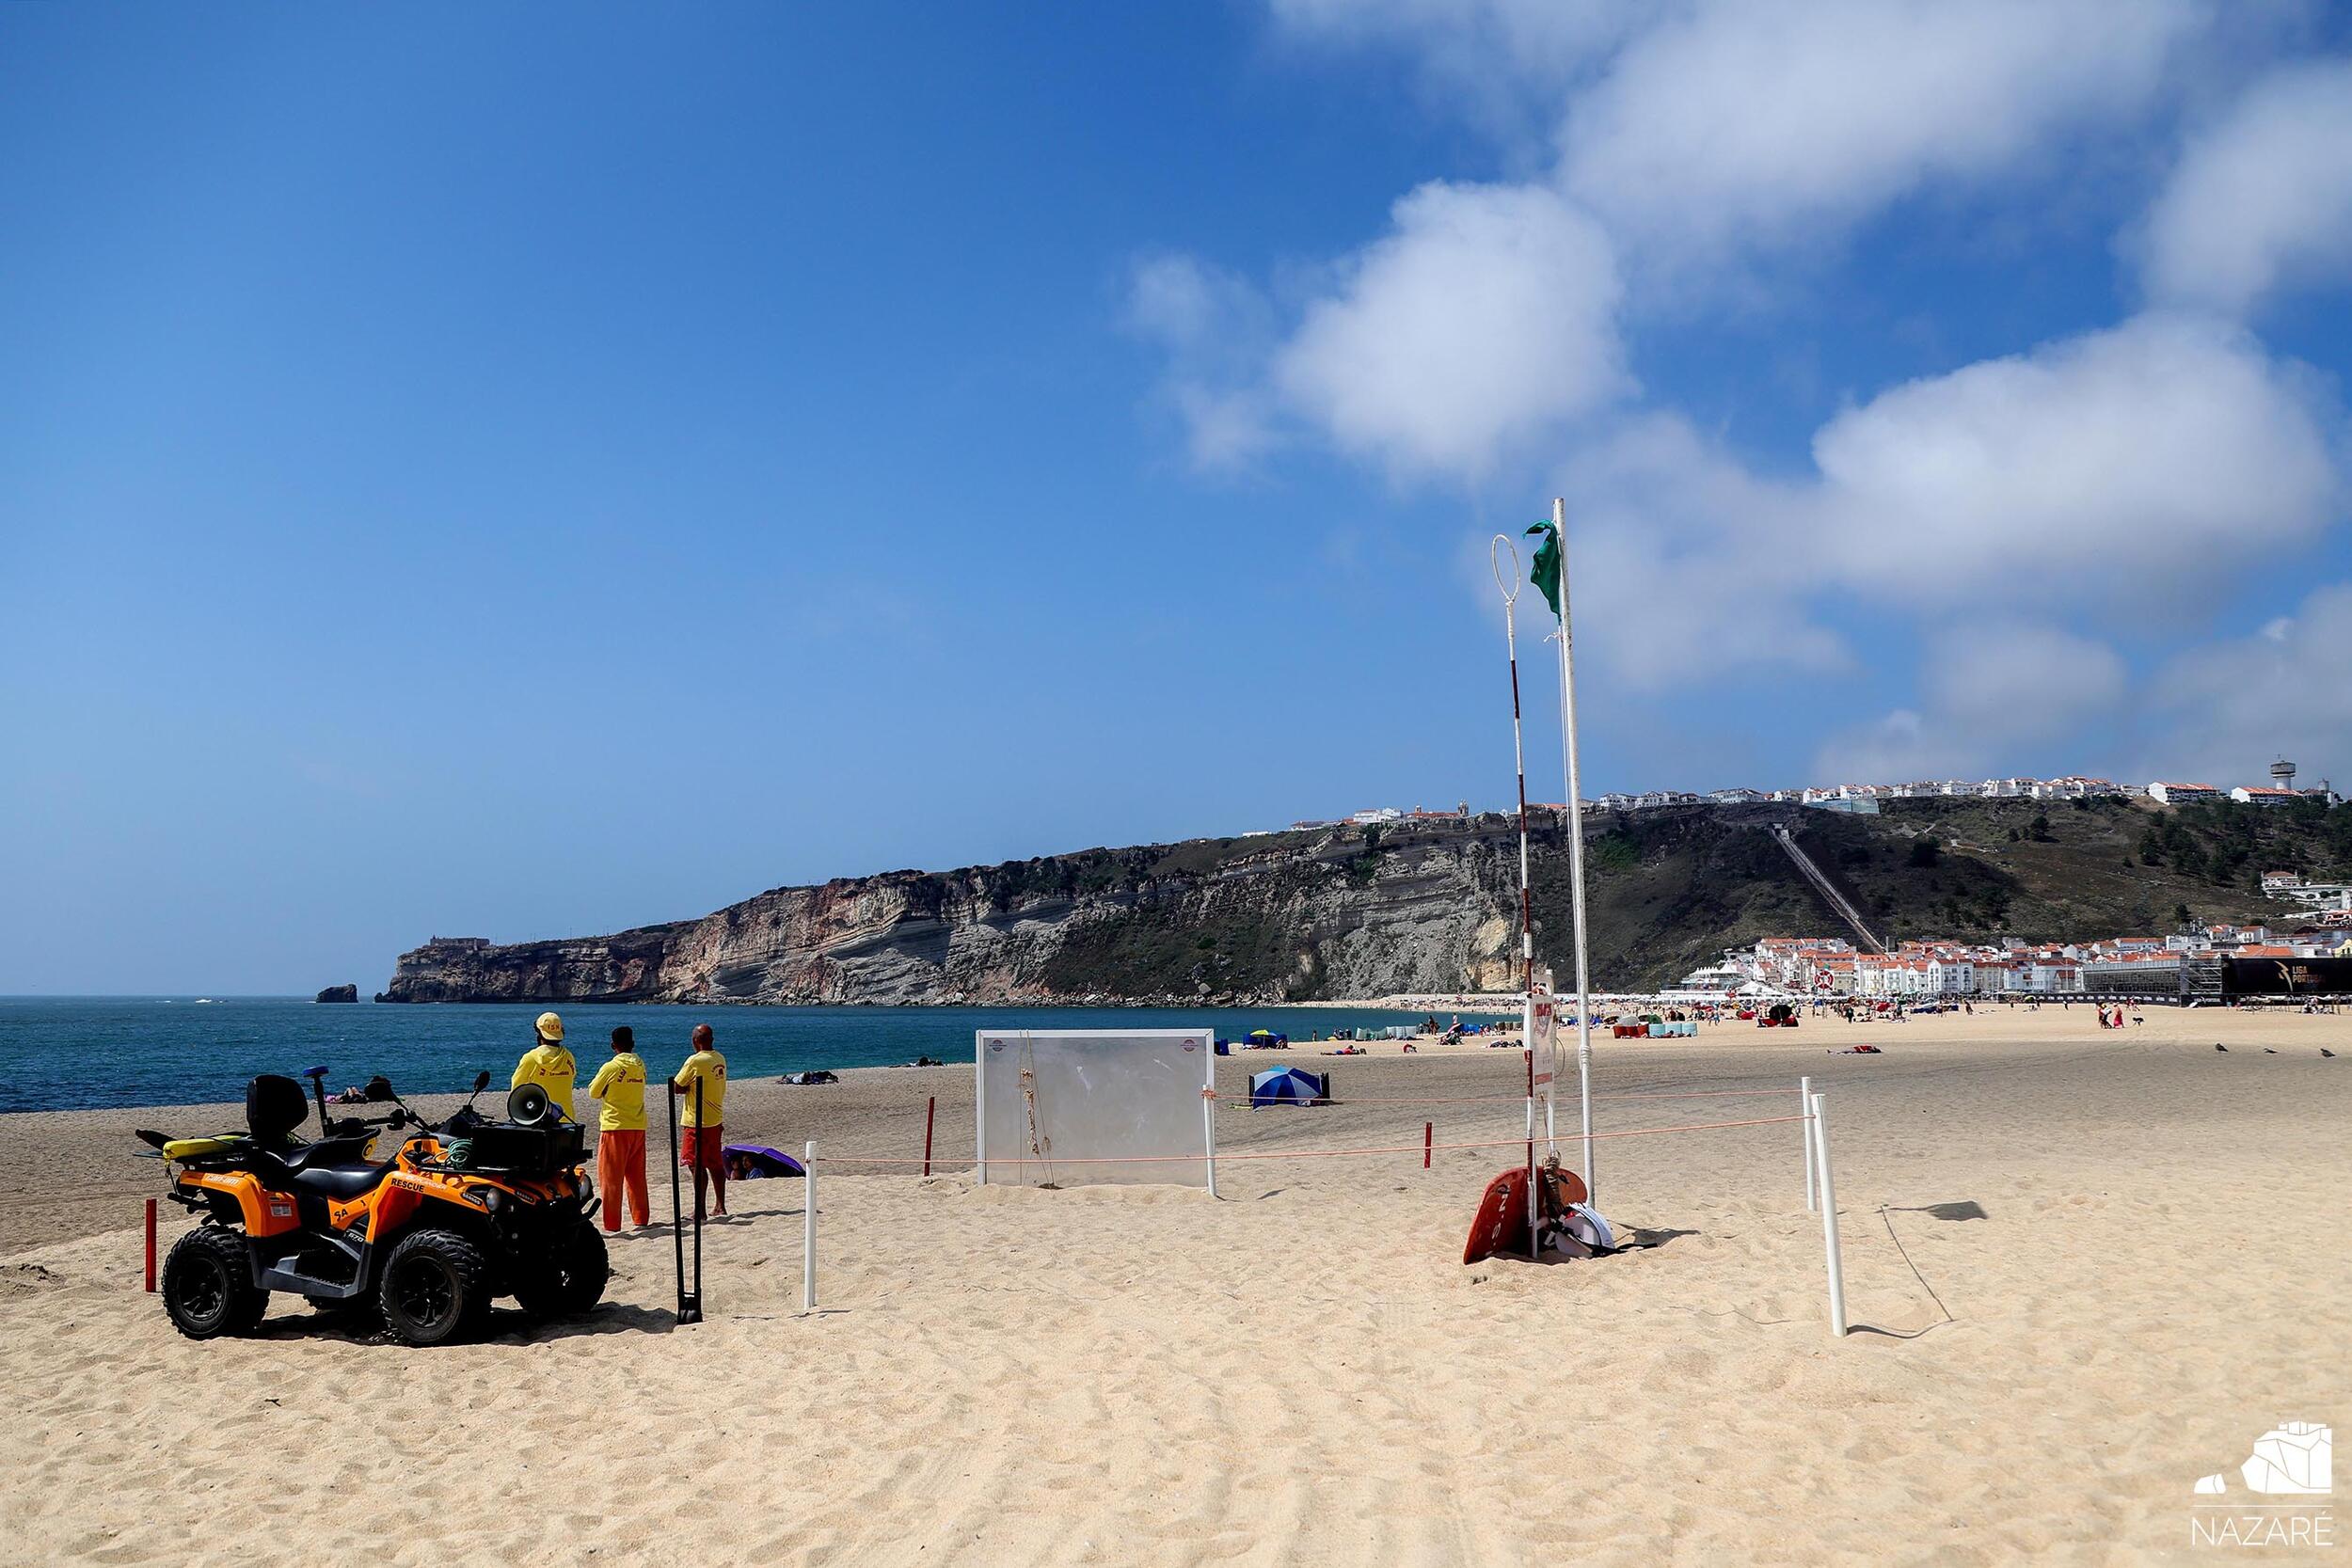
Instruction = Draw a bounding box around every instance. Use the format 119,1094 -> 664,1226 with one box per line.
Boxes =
976,1028 -> 1211,1187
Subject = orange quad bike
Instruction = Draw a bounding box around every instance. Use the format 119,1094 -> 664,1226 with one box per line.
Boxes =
138,1069 -> 607,1346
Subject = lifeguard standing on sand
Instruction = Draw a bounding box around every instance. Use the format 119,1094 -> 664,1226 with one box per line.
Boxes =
588,1025 -> 651,1231
672,1023 -> 728,1219
513,1011 -> 577,1118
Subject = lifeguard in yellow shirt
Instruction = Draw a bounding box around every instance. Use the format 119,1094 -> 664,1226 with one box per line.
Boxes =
587,1024 -> 650,1231
512,1011 -> 578,1119
670,1022 -> 729,1219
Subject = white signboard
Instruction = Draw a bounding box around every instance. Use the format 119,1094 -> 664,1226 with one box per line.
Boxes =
1528,985 -> 1560,1156
976,1028 -> 1216,1189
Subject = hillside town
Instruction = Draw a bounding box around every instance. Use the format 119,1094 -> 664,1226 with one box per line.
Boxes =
1677,907 -> 2352,1001
1295,760 -> 2339,832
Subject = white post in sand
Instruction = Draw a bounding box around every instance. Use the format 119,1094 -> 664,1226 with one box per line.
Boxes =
973,1038 -> 989,1186
1201,1036 -> 1218,1199
1544,497 -> 1598,1202
1801,1074 -> 1817,1212
803,1139 -> 818,1313
1810,1093 -> 1847,1338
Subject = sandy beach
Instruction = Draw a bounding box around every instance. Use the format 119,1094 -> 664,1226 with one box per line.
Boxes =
3,1006 -> 2346,1564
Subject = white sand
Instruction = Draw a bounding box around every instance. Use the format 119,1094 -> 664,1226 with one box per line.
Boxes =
3,1006 -> 2346,1563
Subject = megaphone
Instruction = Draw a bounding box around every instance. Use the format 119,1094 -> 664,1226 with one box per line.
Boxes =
507,1082 -> 553,1126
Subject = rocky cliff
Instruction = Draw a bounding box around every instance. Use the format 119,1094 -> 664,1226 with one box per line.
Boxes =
381,797 -> 2349,1004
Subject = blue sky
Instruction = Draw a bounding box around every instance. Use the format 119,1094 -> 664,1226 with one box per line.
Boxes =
5,3 -> 2352,992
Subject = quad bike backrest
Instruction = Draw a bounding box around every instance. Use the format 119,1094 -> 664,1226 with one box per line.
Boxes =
246,1073 -> 309,1142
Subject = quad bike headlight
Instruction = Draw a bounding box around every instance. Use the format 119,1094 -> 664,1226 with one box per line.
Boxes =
577,1173 -> 595,1205
467,1187 -> 503,1212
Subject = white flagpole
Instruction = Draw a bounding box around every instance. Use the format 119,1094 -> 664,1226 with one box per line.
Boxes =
1549,497 -> 1597,1202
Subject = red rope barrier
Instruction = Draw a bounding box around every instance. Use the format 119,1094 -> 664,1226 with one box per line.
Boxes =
1591,1088 -> 1794,1101
1216,1086 -> 1797,1108
816,1113 -> 1811,1168
1223,1093 -> 1534,1107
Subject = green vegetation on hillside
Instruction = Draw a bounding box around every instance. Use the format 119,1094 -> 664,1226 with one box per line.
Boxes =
746,799 -> 2352,998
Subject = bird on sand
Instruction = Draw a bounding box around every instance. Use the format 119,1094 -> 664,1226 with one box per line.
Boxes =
2215,1043 -> 2229,1053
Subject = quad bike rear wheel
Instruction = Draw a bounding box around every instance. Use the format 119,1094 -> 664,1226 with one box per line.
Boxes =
378,1227 -> 490,1347
162,1227 -> 270,1339
514,1222 -> 610,1319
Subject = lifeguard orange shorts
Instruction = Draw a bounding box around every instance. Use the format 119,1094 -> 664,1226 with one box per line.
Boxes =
680,1124 -> 725,1169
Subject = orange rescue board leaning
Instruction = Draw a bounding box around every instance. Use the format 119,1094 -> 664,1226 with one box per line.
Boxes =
1463,1164 -> 1588,1265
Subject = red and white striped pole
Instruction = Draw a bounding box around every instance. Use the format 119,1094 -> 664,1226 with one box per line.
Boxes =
1494,533 -> 1540,1253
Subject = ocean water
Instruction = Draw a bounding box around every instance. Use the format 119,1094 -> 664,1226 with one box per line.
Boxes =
0,997 -> 1510,1114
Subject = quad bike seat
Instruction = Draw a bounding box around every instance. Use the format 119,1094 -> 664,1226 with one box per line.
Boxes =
286,1159 -> 394,1201
275,1136 -> 378,1173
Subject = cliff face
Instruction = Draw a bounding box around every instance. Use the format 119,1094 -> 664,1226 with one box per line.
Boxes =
382,797 -> 2344,1004
381,822 -> 1564,1006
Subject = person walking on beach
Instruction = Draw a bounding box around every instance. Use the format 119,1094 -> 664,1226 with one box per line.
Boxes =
672,1022 -> 729,1219
514,1011 -> 577,1119
587,1025 -> 651,1232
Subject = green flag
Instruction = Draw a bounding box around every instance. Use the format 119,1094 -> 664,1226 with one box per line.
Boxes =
1524,521 -> 1561,620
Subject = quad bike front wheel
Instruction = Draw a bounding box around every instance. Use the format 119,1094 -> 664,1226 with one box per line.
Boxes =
162,1227 -> 270,1339
514,1222 -> 610,1319
378,1227 -> 490,1347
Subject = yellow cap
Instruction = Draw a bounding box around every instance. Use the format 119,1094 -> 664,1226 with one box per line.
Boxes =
535,1011 -> 564,1042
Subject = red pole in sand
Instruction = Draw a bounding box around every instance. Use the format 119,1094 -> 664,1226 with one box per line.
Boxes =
923,1095 -> 936,1178
1423,1121 -> 1433,1169
144,1199 -> 157,1292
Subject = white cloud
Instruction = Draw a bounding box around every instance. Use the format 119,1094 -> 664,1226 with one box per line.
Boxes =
2136,56 -> 2352,314
1560,0 -> 2207,261
1274,182 -> 1628,477
1814,623 -> 2129,782
1804,312 -> 2340,605
1546,314 -> 2341,696
1122,255 -> 1282,469
1139,3 -> 2251,481
1190,0 -> 2349,784
2139,581 -> 2352,786
1812,708 -> 1949,784
1549,412 -> 1846,688
1126,253 -> 1256,349
1921,623 -> 2127,732
1263,0 -> 1639,139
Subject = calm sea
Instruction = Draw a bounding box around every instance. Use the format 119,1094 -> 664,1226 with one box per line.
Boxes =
0,997 -> 1509,1113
